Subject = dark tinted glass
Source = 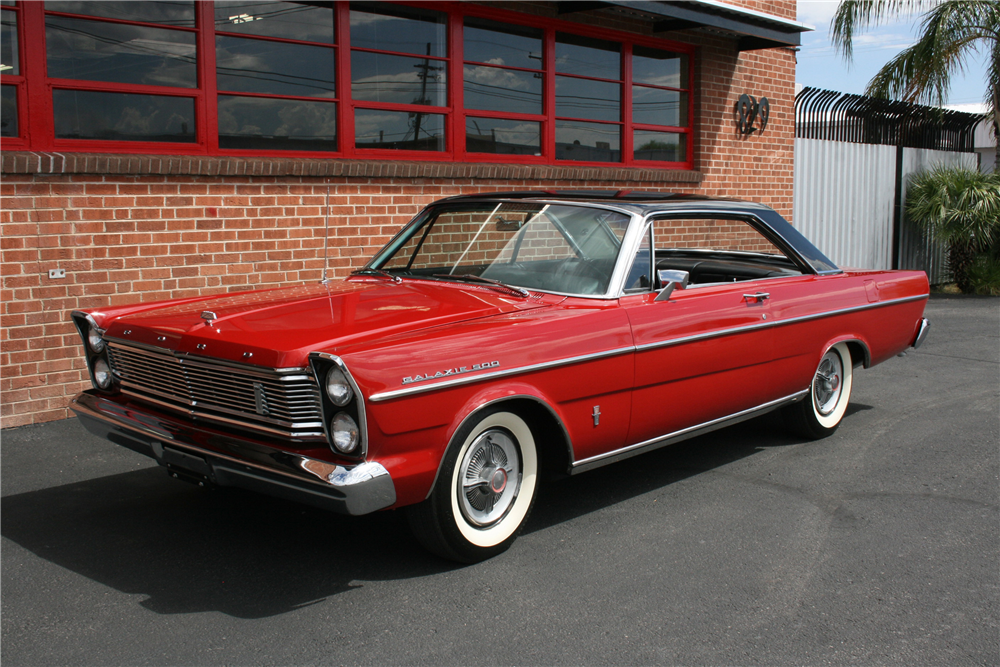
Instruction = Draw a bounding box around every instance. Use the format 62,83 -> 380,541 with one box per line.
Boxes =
351,51 -> 446,106
632,87 -> 686,127
53,90 -> 195,142
217,36 -> 335,97
1,11 -> 17,75
1,84 -> 17,137
218,95 -> 337,151
350,3 -> 445,57
555,121 -> 620,162
463,17 -> 542,69
634,130 -> 685,162
556,76 -> 619,122
466,117 -> 540,155
555,33 -> 619,79
355,108 -> 444,151
46,16 -> 196,87
214,1 -> 334,43
633,46 -> 688,88
45,1 -> 196,26
464,66 -> 541,114
0,1 -> 16,6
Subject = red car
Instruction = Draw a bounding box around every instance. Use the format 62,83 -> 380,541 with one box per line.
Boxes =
70,191 -> 930,562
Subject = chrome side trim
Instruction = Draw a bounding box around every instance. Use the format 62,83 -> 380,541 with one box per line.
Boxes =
310,352 -> 370,459
369,294 -> 927,402
368,345 -> 635,402
571,390 -> 808,473
634,294 -> 929,353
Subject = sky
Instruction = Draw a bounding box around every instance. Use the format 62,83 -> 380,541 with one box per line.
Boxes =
795,0 -> 990,111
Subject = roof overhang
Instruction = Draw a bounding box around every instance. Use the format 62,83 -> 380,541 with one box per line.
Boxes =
558,0 -> 813,51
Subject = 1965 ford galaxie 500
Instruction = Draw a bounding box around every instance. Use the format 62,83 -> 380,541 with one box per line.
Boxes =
70,191 -> 930,562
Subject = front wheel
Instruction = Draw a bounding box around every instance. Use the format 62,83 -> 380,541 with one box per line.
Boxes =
406,408 -> 539,563
786,341 -> 854,439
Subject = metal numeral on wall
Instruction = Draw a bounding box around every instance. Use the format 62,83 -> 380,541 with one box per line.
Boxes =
735,93 -> 770,135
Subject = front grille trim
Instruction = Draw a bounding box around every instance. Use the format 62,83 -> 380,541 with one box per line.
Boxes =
107,341 -> 325,441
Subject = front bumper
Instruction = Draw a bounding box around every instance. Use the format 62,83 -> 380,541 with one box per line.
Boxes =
70,391 -> 396,516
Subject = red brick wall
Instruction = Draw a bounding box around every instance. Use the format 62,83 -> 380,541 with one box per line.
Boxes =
1,2 -> 799,427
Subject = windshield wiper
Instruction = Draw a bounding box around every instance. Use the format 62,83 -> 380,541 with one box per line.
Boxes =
431,273 -> 530,298
350,268 -> 402,284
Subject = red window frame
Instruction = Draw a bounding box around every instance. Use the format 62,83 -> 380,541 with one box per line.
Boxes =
9,1 -> 696,169
0,1 -> 27,149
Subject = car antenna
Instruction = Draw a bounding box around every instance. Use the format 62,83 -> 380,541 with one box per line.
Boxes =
321,185 -> 331,284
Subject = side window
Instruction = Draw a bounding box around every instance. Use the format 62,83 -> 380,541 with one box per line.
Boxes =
623,224 -> 653,292
651,217 -> 801,287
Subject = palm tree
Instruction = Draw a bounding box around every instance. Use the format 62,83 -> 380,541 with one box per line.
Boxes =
905,166 -> 1000,292
831,0 -> 999,170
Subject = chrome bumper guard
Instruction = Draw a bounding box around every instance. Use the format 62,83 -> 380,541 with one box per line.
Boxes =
70,391 -> 396,516
912,318 -> 930,349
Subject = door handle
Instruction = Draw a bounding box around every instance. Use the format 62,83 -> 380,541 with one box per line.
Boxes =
742,292 -> 770,303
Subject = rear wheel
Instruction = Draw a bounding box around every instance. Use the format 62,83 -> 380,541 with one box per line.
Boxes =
407,407 -> 538,563
786,342 -> 854,439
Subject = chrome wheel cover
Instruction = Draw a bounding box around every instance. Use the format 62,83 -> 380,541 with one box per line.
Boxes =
458,428 -> 521,527
813,349 -> 844,416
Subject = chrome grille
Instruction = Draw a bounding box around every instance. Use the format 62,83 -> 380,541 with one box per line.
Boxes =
107,341 -> 324,440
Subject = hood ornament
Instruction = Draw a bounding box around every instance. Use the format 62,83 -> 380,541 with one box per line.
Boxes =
200,311 -> 217,325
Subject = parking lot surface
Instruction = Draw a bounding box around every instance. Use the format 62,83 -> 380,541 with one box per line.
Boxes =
2,295 -> 997,666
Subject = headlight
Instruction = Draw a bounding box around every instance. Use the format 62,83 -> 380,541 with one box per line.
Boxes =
93,357 -> 113,389
331,412 -> 359,454
87,323 -> 105,353
325,367 -> 353,406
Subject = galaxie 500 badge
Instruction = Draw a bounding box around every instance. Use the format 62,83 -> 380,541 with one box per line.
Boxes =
402,361 -> 500,385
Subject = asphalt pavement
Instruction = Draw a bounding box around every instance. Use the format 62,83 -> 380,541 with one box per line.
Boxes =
2,295 -> 997,666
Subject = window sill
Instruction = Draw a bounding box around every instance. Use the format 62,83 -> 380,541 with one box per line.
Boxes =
1,152 -> 703,183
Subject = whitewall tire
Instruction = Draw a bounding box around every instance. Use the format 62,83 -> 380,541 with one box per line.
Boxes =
787,341 -> 854,439
407,407 -> 539,562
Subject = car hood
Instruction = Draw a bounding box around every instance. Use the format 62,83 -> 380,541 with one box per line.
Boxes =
98,278 -> 553,368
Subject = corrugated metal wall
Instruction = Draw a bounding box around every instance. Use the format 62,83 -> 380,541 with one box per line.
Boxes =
794,139 -> 978,281
793,139 -> 896,270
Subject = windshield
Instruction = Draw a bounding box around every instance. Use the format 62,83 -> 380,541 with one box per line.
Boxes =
370,202 -> 631,296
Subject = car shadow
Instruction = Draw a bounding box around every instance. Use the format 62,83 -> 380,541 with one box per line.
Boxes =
1,414 -> 828,619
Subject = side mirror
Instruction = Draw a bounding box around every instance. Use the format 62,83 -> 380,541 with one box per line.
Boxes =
654,269 -> 689,302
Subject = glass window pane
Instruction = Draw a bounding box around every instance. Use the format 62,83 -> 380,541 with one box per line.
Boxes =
464,65 -> 541,114
1,84 -> 17,137
351,51 -> 446,106
53,90 -> 195,142
466,117 -> 540,155
464,18 -> 542,69
634,130 -> 686,162
632,87 -> 686,127
355,108 -> 444,151
45,1 -> 196,27
556,76 -> 619,122
350,3 -> 445,58
0,1 -> 16,6
214,1 -> 334,43
46,16 -> 196,88
555,121 -> 620,162
632,46 -> 688,88
217,36 -> 335,97
1,11 -> 18,75
555,33 -> 619,79
219,95 -> 337,151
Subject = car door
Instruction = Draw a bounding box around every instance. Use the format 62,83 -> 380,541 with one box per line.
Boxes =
619,214 -> 801,447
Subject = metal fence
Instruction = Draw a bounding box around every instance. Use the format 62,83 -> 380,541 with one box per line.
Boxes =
794,87 -> 981,282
